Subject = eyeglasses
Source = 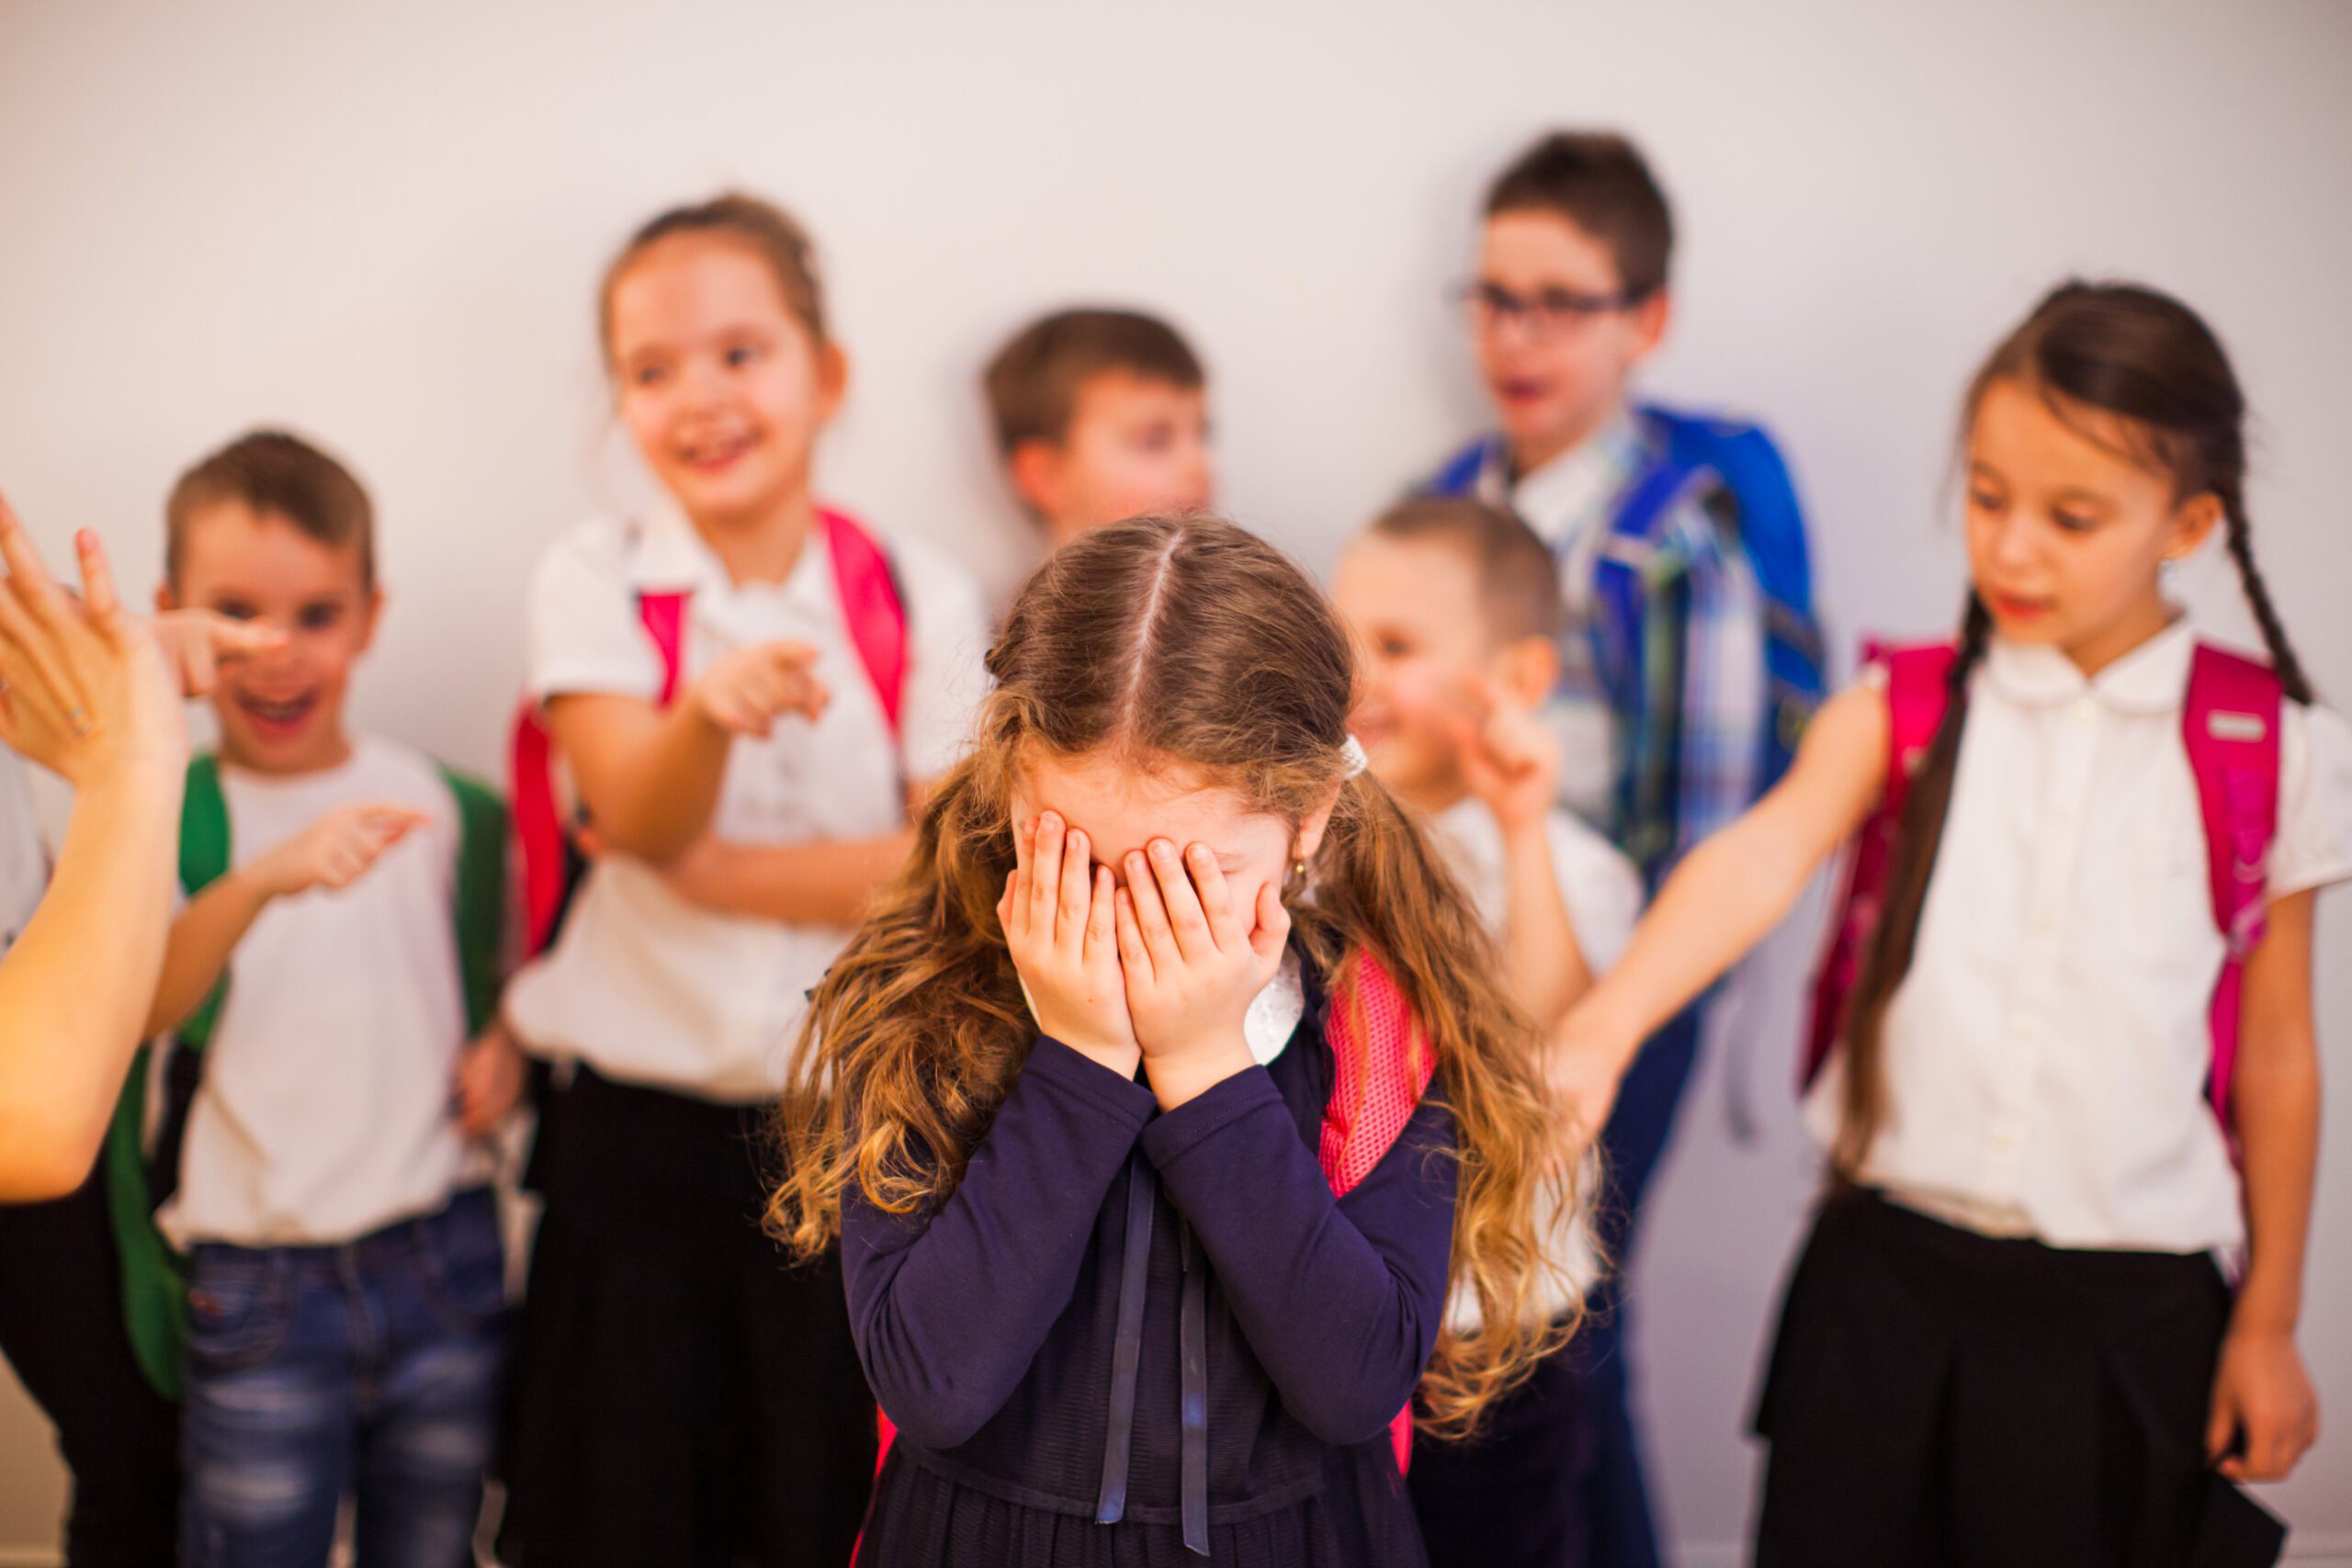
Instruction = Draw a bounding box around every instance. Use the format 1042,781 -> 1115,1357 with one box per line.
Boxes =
1457,280 -> 1644,338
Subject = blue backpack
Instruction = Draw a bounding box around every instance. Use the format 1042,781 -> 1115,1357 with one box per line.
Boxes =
1429,402 -> 1826,794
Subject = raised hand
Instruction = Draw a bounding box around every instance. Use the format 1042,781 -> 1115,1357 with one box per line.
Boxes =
0,498 -> 182,786
1451,671 -> 1558,837
1000,812 -> 1137,1078
1114,839 -> 1290,1109
691,640 -> 828,739
153,609 -> 285,698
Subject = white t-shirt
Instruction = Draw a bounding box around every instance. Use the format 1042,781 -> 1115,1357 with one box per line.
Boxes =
1807,621 -> 2352,1253
159,738 -> 493,1249
0,752 -> 49,953
503,503 -> 991,1103
1427,795 -> 1645,1325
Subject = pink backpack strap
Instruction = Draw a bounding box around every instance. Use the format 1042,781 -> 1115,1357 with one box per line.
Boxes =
1319,949 -> 1439,1474
510,587 -> 691,956
1800,640 -> 1957,1089
822,507 -> 909,743
2184,643 -> 2283,1131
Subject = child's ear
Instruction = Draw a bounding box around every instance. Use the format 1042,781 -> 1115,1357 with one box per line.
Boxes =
815,341 -> 852,425
1007,439 -> 1066,525
2166,491 -> 2223,566
1291,781 -> 1345,866
1489,634 -> 1559,708
352,587 -> 387,657
1626,288 -> 1673,364
154,582 -> 179,614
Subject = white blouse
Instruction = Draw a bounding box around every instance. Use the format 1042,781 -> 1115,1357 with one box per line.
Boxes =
1807,620 -> 2352,1253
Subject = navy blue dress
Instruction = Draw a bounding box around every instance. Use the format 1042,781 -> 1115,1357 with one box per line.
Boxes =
843,973 -> 1456,1567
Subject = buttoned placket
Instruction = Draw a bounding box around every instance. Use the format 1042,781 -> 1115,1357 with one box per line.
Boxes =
1982,693 -> 2101,1198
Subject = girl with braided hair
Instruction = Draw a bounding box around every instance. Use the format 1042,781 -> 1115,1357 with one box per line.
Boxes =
1552,281 -> 2347,1565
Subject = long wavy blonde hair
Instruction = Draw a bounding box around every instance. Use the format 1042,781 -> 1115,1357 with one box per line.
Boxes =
772,515 -> 1574,1435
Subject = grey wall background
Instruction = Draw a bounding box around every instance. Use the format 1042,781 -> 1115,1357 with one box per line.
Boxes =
3,1 -> 2347,1560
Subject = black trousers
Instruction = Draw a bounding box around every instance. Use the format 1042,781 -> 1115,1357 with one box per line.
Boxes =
1755,1190 -> 2286,1568
0,1168 -> 181,1568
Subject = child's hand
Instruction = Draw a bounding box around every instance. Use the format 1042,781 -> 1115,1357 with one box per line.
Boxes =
656,834 -> 729,907
2207,1325 -> 2319,1482
1115,840 -> 1289,1109
1452,674 -> 1558,838
691,640 -> 828,739
153,610 -> 285,698
1546,1008 -> 1633,1164
1000,812 -> 1137,1078
453,1022 -> 527,1137
250,802 -> 429,898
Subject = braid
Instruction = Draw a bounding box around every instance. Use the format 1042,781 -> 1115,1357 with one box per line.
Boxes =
1830,592 -> 1992,1181
2218,489 -> 2315,705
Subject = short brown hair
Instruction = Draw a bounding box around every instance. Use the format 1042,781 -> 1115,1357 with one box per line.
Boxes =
600,191 -> 827,365
1485,131 -> 1674,300
166,430 -> 375,592
982,309 -> 1204,457
1367,496 -> 1562,644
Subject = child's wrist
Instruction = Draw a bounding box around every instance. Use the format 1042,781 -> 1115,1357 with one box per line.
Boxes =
1141,1031 -> 1251,1111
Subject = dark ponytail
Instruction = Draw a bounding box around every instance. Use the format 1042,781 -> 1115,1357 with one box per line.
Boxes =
1831,280 -> 2313,1175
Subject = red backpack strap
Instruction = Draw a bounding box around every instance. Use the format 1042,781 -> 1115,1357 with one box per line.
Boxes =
1320,949 -> 1438,1477
1799,640 -> 1957,1089
510,584 -> 692,956
2184,643 -> 2283,1130
821,507 -> 909,743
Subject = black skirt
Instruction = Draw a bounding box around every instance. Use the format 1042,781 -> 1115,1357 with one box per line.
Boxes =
1753,1189 -> 2286,1568
496,1065 -> 877,1568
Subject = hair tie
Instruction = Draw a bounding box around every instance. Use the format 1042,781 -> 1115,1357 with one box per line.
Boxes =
1340,734 -> 1369,779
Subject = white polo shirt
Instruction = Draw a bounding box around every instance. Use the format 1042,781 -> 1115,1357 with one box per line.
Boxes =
1808,621 -> 2352,1253
159,739 -> 492,1248
1428,795 -> 1645,1325
503,503 -> 990,1104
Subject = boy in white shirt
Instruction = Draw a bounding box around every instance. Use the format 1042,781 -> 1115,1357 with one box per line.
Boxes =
1334,494 -> 1644,1568
145,430 -> 521,1567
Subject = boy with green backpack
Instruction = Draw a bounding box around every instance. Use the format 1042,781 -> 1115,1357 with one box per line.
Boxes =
119,429 -> 519,1565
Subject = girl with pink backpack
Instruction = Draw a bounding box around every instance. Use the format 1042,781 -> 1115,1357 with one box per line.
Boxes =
771,516 -> 1570,1567
1553,282 -> 2347,1566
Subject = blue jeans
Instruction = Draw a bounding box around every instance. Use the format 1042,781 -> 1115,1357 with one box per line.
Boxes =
179,1189 -> 505,1568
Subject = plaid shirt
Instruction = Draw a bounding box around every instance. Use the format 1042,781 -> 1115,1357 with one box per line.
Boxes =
1466,411 -> 1769,885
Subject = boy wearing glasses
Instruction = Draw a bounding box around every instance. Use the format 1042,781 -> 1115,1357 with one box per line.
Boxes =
1416,130 -> 1823,1568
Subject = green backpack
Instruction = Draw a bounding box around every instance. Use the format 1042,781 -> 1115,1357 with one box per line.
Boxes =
99,752 -> 507,1400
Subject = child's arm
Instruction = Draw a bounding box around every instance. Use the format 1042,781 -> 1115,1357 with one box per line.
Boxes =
1453,683 -> 1589,1028
654,831 -> 916,928
544,639 -> 826,864
1553,681 -> 1891,1131
2207,886 -> 2323,1483
143,802 -> 427,1037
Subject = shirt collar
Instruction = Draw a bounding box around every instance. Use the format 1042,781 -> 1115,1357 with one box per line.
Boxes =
1981,615 -> 2196,715
629,498 -> 835,611
1484,407 -> 1645,548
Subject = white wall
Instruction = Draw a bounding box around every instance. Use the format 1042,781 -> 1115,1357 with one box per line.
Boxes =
4,0 -> 2349,1559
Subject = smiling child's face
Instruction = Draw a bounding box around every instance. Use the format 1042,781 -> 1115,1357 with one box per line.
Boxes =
1006,749 -> 1313,923
164,500 -> 379,775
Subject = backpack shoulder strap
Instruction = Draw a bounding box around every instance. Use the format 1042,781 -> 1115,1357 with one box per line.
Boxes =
2184,641 -> 2284,1128
510,569 -> 693,957
1424,436 -> 1497,500
176,752 -> 233,1049
821,506 -> 909,743
437,763 -> 508,1035
1317,950 -> 1438,1200
1798,642 -> 1956,1090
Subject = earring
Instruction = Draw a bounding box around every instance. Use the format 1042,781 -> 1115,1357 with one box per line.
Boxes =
1283,856 -> 1308,896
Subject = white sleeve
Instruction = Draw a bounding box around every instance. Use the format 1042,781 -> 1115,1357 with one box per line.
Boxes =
526,525 -> 663,704
893,542 -> 993,784
2268,701 -> 2352,900
1547,812 -> 1645,974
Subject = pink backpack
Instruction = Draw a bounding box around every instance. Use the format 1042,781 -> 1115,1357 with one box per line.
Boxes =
509,506 -> 908,956
1804,638 -> 2284,1134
